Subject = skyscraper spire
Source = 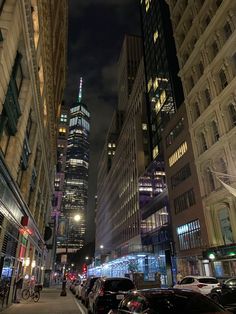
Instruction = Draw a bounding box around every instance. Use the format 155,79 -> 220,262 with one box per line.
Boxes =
77,77 -> 83,102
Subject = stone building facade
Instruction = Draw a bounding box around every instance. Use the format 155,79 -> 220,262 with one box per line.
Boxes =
167,0 -> 236,277
0,0 -> 67,300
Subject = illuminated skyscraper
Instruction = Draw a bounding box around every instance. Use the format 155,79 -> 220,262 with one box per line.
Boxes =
57,79 -> 90,253
140,0 -> 183,157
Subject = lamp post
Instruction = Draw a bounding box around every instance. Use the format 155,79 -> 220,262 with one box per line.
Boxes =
60,214 -> 81,296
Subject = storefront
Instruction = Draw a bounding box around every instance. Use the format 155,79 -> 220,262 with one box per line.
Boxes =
204,245 -> 236,278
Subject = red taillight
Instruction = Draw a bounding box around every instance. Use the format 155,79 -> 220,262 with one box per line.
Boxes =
197,284 -> 208,288
98,287 -> 104,296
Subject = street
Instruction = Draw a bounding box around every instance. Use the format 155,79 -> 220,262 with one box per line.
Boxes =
2,286 -> 86,314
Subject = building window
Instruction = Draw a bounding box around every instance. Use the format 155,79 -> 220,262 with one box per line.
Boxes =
189,76 -> 194,91
204,88 -> 211,107
177,219 -> 201,250
171,163 -> 191,188
200,132 -> 207,153
153,30 -> 159,43
207,167 -> 215,192
166,118 -> 184,147
223,22 -> 232,40
174,189 -> 196,214
219,69 -> 228,90
216,0 -> 222,7
59,127 -> 66,136
218,207 -> 233,244
192,102 -> 200,121
60,114 -> 67,123
169,141 -> 188,167
219,158 -> 230,184
211,120 -> 220,143
211,41 -> 219,59
21,136 -> 31,170
199,62 -> 204,77
228,103 -> 236,127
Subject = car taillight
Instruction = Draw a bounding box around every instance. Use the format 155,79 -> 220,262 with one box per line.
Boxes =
99,287 -> 104,296
197,284 -> 208,288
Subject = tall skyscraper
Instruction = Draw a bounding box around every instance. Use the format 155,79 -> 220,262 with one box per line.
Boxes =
139,0 -> 184,285
140,0 -> 183,158
57,79 -> 90,254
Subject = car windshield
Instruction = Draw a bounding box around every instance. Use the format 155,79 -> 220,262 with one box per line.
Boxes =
146,293 -> 226,314
104,279 -> 135,292
198,278 -> 218,284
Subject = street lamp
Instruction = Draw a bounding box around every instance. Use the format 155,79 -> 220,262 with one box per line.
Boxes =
61,213 -> 81,297
74,214 -> 81,222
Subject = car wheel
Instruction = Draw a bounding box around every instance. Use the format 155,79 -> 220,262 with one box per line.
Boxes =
211,294 -> 220,304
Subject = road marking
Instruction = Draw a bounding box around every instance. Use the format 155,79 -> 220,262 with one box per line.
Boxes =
74,297 -> 87,314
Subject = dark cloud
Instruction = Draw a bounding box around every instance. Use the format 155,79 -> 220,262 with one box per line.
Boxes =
65,0 -> 141,241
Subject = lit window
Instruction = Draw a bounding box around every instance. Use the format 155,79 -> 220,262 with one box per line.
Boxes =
108,143 -> 112,148
153,145 -> 159,159
169,141 -> 188,167
153,30 -> 159,43
145,0 -> 151,12
142,123 -> 147,130
160,90 -> 167,104
59,127 -> 66,133
153,77 -> 159,91
148,78 -> 152,92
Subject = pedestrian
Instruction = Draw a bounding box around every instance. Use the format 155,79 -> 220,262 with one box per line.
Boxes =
176,271 -> 183,284
156,272 -> 161,288
15,273 -> 24,303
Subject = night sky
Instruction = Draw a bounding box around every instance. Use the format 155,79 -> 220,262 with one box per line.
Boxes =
64,0 -> 141,242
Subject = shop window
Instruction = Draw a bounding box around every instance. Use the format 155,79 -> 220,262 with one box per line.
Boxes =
218,207 -> 233,244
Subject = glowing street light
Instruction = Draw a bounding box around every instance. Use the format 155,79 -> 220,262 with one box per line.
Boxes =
100,245 -> 104,249
74,214 -> 81,222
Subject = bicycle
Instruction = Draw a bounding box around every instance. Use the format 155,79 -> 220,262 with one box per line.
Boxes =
21,286 -> 40,302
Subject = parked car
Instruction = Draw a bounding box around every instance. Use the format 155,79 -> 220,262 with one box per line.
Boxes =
88,277 -> 135,314
174,276 -> 220,295
75,279 -> 86,299
81,277 -> 100,307
210,278 -> 236,313
70,279 -> 81,294
115,288 -> 232,314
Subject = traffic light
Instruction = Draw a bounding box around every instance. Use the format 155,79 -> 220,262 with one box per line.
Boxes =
82,263 -> 87,273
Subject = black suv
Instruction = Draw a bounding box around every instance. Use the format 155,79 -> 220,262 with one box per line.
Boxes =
88,277 -> 135,314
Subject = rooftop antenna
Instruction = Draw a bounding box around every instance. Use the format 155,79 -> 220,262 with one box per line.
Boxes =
77,77 -> 83,103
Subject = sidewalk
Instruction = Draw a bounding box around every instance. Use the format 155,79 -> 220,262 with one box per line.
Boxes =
1,286 -> 82,314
